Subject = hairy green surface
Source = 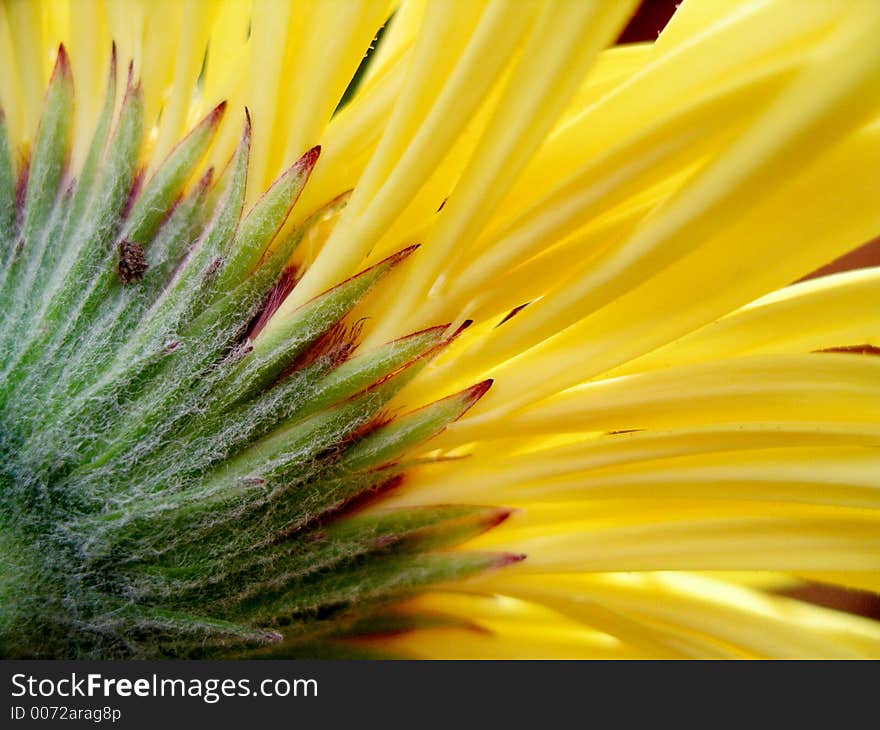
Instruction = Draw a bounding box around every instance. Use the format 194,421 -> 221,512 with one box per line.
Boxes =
0,48 -> 515,659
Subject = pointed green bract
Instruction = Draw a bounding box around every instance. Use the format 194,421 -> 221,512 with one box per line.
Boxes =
2,46 -> 118,375
256,245 -> 416,355
342,380 -> 493,471
123,103 -> 225,245
0,73 -> 144,408
242,551 -> 521,625
224,246 -> 418,407
68,80 -> 144,308
0,50 -> 74,365
202,343 -> 435,487
212,144 -> 320,294
121,322 -> 450,498
33,167 -> 217,424
0,112 -> 15,256
327,505 -> 513,553
126,119 -> 251,357
0,49 -> 515,660
128,167 -> 216,315
300,325 -> 451,420
336,608 -> 478,639
21,47 -> 73,243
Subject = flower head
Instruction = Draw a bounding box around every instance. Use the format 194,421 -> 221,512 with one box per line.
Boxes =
1,0 -> 879,658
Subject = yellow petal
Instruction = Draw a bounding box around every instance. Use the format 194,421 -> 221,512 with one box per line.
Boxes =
465,572 -> 880,658
612,267 -> 880,376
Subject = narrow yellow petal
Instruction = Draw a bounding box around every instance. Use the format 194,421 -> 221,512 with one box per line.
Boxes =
149,0 -> 217,168
270,0 -> 529,324
359,0 -> 424,87
245,0 -> 295,194
436,58 -> 797,319
384,423 -> 880,509
471,572 -> 880,658
276,1 -> 392,174
354,592 -> 651,659
469,501 -> 880,573
4,0 -> 46,146
426,116 -> 880,423
366,0 -> 639,345
613,268 -> 880,376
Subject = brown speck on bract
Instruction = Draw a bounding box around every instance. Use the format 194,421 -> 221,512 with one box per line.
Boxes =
117,239 -> 148,283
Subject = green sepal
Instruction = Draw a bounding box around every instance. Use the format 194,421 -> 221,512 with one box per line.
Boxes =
123,102 -> 225,245
211,329 -> 436,489
144,167 -> 216,283
46,165 -> 323,482
20,46 -> 73,243
30,166 -> 216,423
342,380 -> 493,471
1,73 -> 143,403
298,324 -> 451,421
80,326 -> 482,569
87,194 -> 357,481
0,49 -> 74,364
72,76 -> 145,292
250,638 -> 396,660
336,607 -> 482,639
237,245 -> 418,400
3,45 -> 117,371
212,144 -> 320,294
37,80 -> 143,360
0,185 -> 72,371
325,505 -> 514,553
242,550 -> 523,625
188,115 -> 250,259
88,609 -> 282,659
129,118 -> 250,355
142,192 -> 357,433
78,342 -> 451,562
127,505 -> 510,614
126,522 -> 518,628
0,110 -> 15,257
208,317 -> 446,449
127,323 -> 449,496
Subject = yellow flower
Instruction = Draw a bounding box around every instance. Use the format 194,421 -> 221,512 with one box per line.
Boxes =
1,0 -> 879,658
